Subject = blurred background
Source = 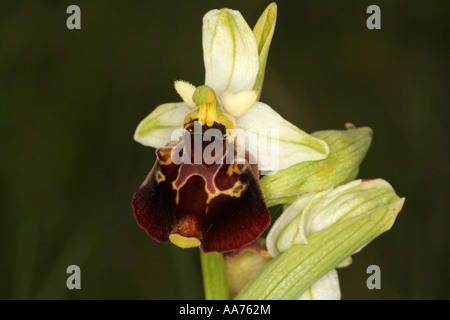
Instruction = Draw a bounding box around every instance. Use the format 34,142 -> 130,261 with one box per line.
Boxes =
0,0 -> 449,300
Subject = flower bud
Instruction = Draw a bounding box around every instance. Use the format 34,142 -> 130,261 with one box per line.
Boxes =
267,179 -> 403,257
236,180 -> 404,300
261,126 -> 373,206
224,239 -> 272,299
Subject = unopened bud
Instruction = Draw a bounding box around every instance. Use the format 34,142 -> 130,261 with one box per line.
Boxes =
261,126 -> 373,206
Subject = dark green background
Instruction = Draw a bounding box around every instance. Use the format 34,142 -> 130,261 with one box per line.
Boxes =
1,0 -> 449,299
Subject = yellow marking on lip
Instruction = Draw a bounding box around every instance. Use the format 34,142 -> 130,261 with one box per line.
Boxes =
169,234 -> 201,248
155,170 -> 166,183
172,167 -> 248,208
157,149 -> 173,165
159,157 -> 172,166
205,181 -> 247,205
227,164 -> 243,176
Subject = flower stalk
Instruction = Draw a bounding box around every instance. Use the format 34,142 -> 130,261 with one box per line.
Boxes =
200,251 -> 229,300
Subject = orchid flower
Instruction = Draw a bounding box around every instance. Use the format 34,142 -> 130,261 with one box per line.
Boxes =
133,6 -> 329,172
131,4 -> 329,253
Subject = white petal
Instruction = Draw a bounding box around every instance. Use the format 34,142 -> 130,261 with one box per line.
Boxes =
236,102 -> 329,172
220,90 -> 257,118
134,102 -> 189,148
298,269 -> 341,300
203,9 -> 259,95
174,80 -> 196,108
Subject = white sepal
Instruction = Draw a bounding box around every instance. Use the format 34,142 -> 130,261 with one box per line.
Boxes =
236,102 -> 329,172
203,9 -> 259,95
134,102 -> 189,148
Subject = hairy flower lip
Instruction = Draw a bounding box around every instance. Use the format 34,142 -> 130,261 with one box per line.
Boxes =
131,132 -> 271,253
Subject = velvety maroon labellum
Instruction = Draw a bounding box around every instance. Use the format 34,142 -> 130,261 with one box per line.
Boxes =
131,125 -> 271,253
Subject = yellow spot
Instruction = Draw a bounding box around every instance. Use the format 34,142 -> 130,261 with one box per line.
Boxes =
157,149 -> 173,165
155,170 -> 166,183
227,164 -> 243,176
169,233 -> 201,248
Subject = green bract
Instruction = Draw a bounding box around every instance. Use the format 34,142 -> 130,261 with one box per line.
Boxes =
261,126 -> 373,206
236,182 -> 404,299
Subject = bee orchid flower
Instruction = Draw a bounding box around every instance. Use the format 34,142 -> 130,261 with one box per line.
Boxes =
131,5 -> 330,252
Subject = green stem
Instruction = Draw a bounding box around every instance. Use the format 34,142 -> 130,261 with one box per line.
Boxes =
200,251 -> 229,300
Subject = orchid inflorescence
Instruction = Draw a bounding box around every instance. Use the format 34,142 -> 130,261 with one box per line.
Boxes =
131,3 -> 405,300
